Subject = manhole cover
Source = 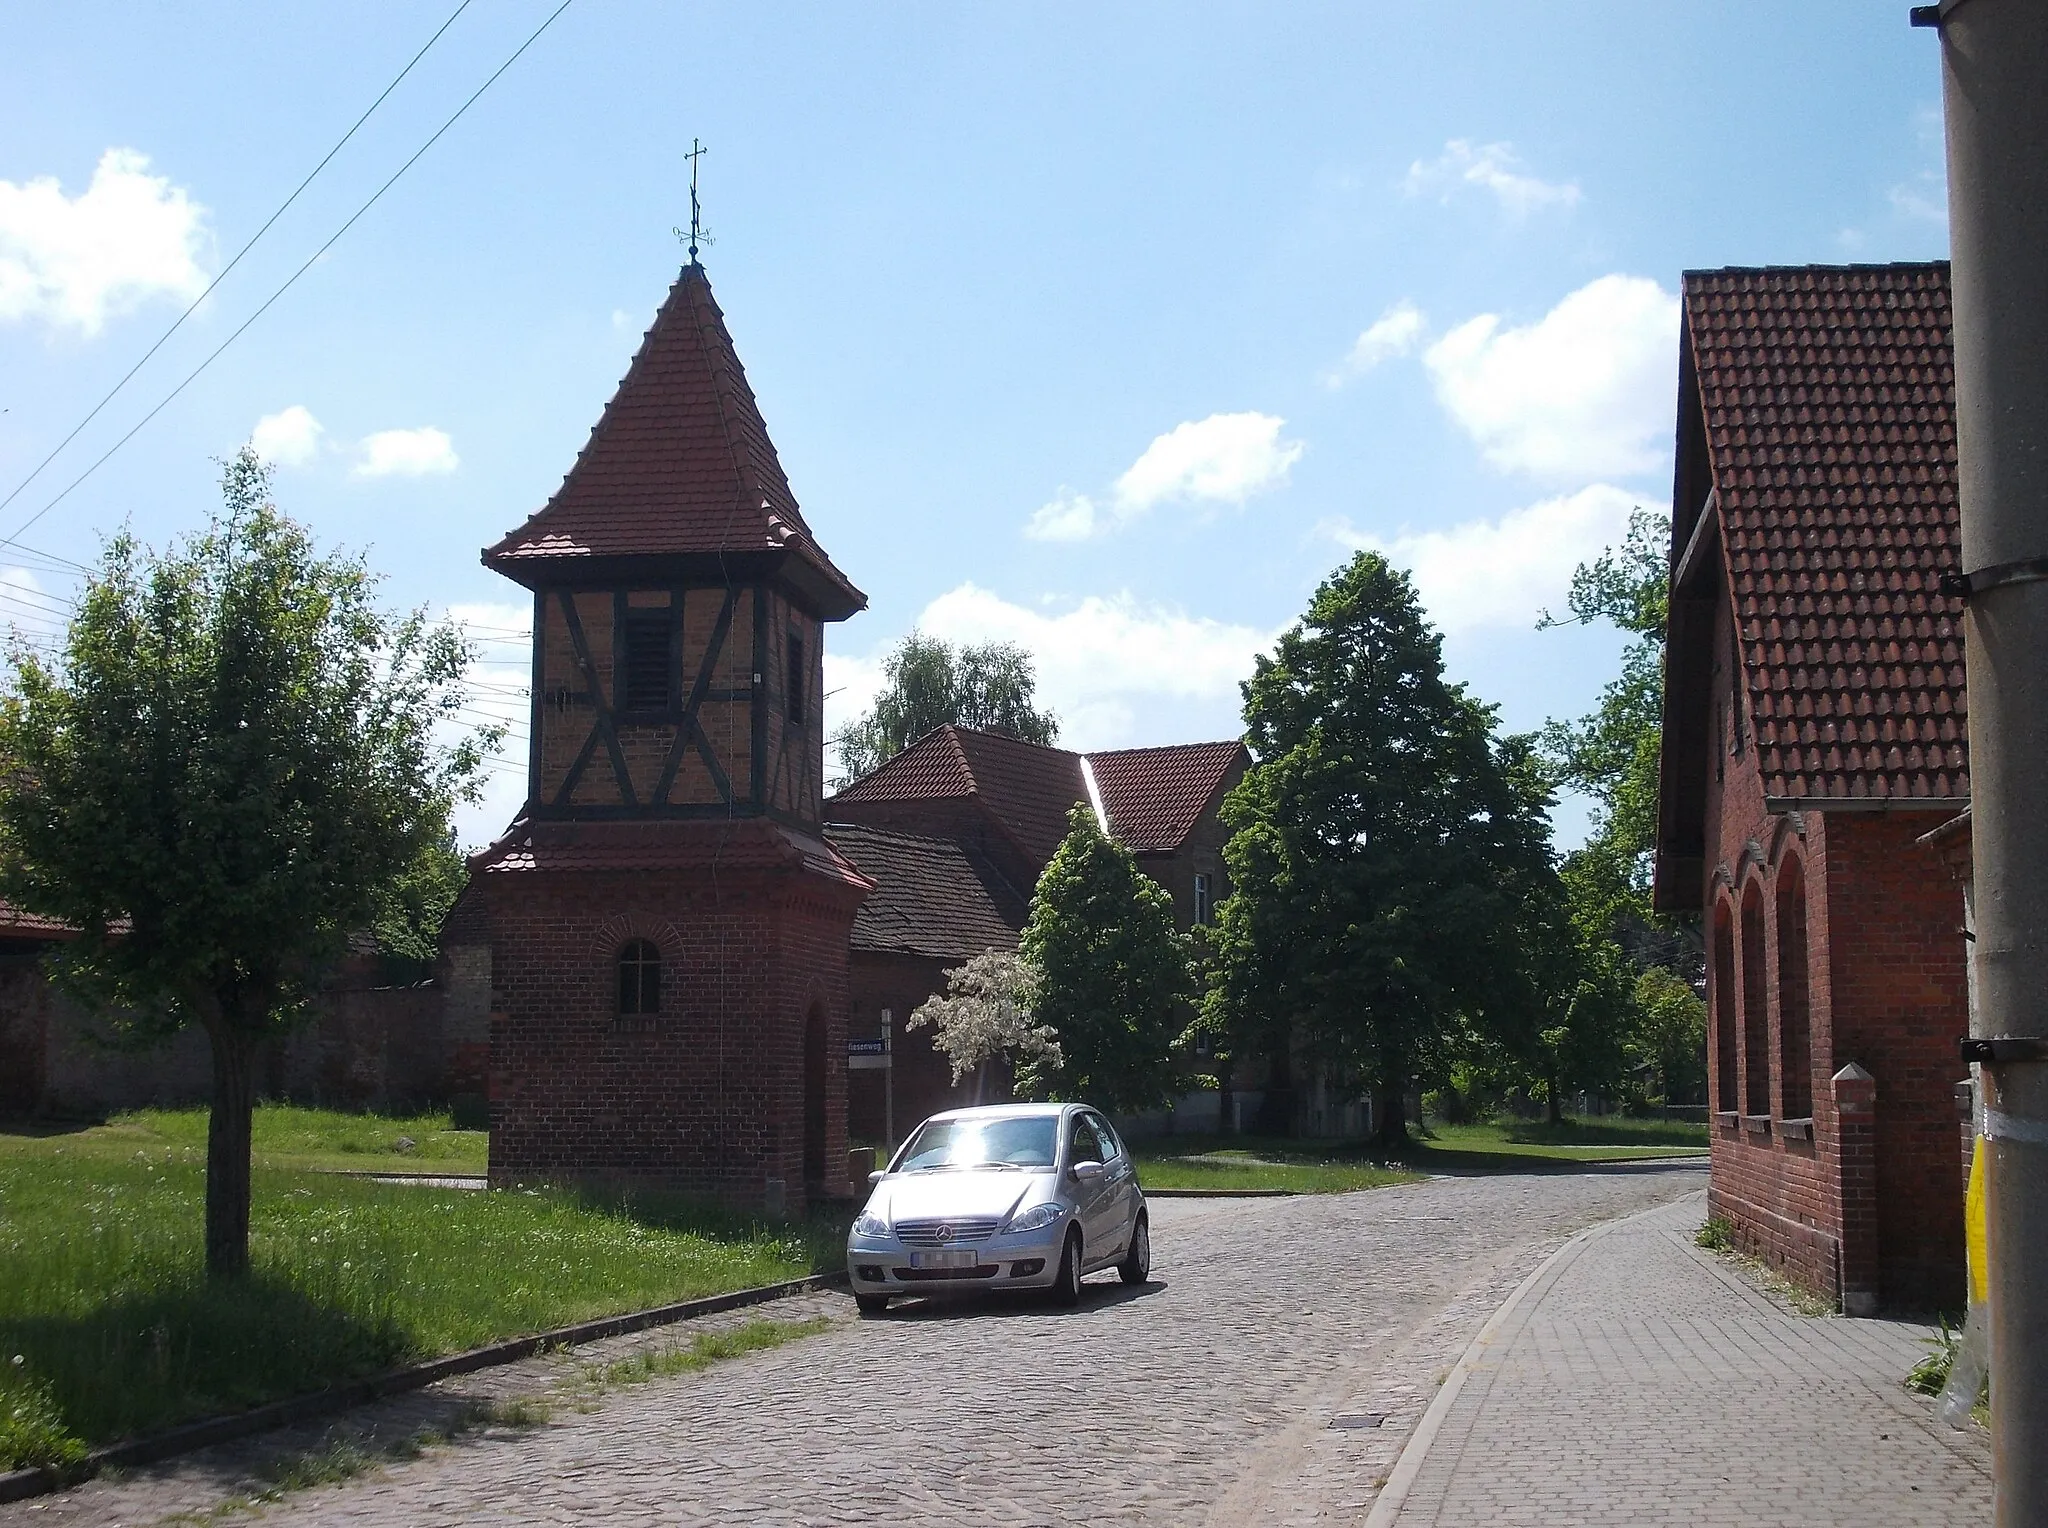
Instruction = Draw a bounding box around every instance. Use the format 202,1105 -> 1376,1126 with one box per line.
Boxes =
1328,1413 -> 1385,1430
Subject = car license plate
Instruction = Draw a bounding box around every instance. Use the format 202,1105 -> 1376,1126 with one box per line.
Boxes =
910,1248 -> 978,1269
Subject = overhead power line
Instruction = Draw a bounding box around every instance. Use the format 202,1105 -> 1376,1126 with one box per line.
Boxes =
0,0 -> 476,524
0,0 -> 578,556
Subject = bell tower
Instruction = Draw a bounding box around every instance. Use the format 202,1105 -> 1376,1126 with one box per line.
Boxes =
472,260 -> 871,1210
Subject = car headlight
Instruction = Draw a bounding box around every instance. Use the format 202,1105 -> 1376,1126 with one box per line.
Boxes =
851,1211 -> 890,1238
1005,1202 -> 1066,1234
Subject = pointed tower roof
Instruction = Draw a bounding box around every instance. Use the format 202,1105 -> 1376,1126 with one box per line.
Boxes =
483,262 -> 865,618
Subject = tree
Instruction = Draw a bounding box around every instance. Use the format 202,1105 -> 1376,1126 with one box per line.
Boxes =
1501,875 -> 1642,1123
1205,552 -> 1553,1151
905,948 -> 1060,1102
1537,507 -> 1668,936
834,632 -> 1058,781
1018,804 -> 1191,1113
1632,965 -> 1708,1105
0,451 -> 494,1278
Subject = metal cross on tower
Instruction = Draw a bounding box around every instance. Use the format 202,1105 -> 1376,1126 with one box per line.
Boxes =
686,138 -> 708,260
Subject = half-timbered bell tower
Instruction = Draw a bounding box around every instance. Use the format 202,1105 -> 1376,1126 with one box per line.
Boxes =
471,260 -> 871,1211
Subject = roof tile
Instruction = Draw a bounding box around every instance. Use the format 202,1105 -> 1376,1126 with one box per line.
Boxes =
1685,261 -> 1966,803
483,263 -> 862,612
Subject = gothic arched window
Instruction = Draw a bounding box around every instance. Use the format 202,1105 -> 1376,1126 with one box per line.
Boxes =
617,939 -> 662,1017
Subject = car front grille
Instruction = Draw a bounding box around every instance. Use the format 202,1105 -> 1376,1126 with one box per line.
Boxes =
891,1264 -> 1001,1281
893,1216 -> 1002,1246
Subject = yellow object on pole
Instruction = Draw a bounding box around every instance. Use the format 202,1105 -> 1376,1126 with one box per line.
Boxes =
1966,1133 -> 1989,1308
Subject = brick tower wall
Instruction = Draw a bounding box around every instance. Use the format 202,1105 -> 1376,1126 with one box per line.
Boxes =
484,863 -> 859,1212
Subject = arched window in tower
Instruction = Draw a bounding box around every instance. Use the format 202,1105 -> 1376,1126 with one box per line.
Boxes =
617,939 -> 662,1017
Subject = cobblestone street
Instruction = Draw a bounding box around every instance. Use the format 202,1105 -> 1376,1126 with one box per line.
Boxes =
5,1165 -> 1700,1527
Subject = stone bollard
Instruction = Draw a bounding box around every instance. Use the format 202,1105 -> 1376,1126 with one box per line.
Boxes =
764,1177 -> 787,1219
1832,1063 -> 1879,1316
846,1146 -> 877,1197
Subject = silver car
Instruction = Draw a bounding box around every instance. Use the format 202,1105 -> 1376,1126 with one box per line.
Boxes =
846,1101 -> 1150,1315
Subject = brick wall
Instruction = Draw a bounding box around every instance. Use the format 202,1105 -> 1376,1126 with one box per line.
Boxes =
1699,592 -> 1967,1309
0,944 -> 453,1119
483,856 -> 861,1211
845,950 -> 998,1145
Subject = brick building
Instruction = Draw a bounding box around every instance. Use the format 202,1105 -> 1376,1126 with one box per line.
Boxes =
1654,261 -> 1969,1313
822,726 -> 1247,1137
461,260 -> 872,1212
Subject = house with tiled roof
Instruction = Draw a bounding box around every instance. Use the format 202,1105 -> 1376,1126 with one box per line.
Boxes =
823,726 -> 1248,1133
1656,260 -> 1968,1313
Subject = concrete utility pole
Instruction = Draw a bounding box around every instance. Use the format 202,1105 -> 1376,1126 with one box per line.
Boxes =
1925,2 -> 2048,1520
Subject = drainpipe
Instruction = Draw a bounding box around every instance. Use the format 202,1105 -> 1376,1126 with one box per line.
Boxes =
1923,2 -> 2048,1519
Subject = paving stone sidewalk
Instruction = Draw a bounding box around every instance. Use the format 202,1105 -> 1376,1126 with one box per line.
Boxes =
1373,1192 -> 1991,1528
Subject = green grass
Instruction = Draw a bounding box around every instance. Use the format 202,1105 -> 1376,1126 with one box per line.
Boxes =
1133,1145 -> 1418,1194
1410,1118 -> 1707,1165
0,1104 -> 488,1176
0,1121 -> 847,1470
1128,1116 -> 1705,1193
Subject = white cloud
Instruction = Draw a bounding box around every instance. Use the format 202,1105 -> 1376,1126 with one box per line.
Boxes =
1023,488 -> 1102,543
1114,412 -> 1303,514
1404,139 -> 1580,217
0,148 -> 210,335
1324,301 -> 1426,387
1423,274 -> 1679,480
249,405 -> 324,469
354,426 -> 459,478
915,582 -> 1273,749
1889,175 -> 1947,225
1889,104 -> 1948,230
1326,484 -> 1640,635
1026,412 -> 1305,542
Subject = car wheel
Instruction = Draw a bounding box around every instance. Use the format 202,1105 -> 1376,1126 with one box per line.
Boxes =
1051,1229 -> 1083,1307
854,1293 -> 890,1317
1118,1212 -> 1151,1285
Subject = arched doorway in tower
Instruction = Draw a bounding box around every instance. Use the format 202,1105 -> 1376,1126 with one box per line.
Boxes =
802,1001 -> 827,1192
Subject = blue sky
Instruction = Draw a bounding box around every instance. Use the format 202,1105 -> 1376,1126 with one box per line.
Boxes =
0,2 -> 1950,845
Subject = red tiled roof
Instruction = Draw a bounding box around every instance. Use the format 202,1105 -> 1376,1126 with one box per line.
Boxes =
1090,740 -> 1246,854
831,727 -> 1087,870
0,900 -> 80,939
828,726 -> 1242,867
1687,262 -> 1967,803
824,823 -> 1027,961
474,817 -> 871,892
483,263 -> 863,616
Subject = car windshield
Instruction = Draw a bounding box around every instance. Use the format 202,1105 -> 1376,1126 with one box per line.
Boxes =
896,1116 -> 1059,1172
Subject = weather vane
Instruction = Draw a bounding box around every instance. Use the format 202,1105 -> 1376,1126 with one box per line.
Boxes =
673,139 -> 712,261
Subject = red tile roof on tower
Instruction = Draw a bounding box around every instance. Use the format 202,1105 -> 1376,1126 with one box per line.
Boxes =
1686,262 -> 1966,803
1089,740 -> 1247,854
482,262 -> 863,616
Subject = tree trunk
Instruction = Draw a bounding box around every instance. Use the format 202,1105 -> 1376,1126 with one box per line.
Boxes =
1546,1060 -> 1564,1126
204,1021 -> 258,1280
1368,1043 -> 1408,1155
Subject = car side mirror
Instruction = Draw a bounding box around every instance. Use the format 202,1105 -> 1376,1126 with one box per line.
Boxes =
1071,1159 -> 1105,1182
868,1170 -> 886,1185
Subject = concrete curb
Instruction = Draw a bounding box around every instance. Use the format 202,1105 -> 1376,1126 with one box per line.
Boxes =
1141,1187 -> 1296,1199
0,1270 -> 848,1507
1361,1200 -> 1675,1527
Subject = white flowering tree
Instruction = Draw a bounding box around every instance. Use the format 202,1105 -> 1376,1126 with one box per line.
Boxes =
906,948 -> 1061,1103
